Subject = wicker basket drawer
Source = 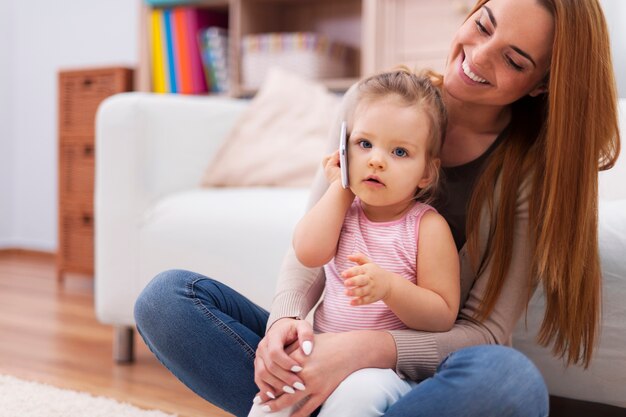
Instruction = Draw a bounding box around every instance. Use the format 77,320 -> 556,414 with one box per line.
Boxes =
59,69 -> 132,136
59,205 -> 94,271
59,140 -> 95,197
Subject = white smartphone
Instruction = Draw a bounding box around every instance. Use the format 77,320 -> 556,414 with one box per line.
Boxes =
339,120 -> 349,189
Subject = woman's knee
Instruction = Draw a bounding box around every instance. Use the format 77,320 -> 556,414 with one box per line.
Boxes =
440,345 -> 549,417
134,269 -> 202,330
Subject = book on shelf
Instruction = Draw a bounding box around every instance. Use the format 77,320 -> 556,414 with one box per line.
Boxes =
149,6 -> 227,94
199,27 -> 229,94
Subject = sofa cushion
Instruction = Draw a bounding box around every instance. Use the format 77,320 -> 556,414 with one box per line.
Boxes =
137,188 -> 309,311
200,67 -> 340,187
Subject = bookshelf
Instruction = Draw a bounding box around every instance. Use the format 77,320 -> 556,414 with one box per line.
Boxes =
136,0 -> 473,97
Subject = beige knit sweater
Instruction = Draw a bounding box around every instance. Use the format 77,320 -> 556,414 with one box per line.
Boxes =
267,85 -> 536,381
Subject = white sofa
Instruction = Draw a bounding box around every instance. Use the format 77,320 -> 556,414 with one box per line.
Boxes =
95,92 -> 626,410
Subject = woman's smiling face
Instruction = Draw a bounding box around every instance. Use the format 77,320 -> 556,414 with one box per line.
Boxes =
443,0 -> 555,107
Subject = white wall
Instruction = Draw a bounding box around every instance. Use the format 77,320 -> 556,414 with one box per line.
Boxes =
0,0 -> 15,248
2,0 -> 138,250
0,0 -> 623,252
601,0 -> 626,98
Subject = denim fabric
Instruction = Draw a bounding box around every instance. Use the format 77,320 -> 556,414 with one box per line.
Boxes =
384,345 -> 549,417
135,269 -> 549,417
134,269 -> 268,417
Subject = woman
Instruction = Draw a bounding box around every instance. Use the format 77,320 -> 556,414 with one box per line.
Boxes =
134,0 -> 620,416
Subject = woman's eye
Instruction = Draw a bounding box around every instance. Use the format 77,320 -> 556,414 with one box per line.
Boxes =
393,148 -> 408,157
359,140 -> 372,149
506,56 -> 525,72
475,19 -> 490,35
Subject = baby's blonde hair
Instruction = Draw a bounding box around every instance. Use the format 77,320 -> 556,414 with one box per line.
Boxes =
350,66 -> 447,204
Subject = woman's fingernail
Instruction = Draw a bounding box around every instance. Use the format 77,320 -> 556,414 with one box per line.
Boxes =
253,395 -> 262,404
291,365 -> 303,372
266,391 -> 275,399
282,385 -> 296,394
293,381 -> 306,391
262,405 -> 272,413
302,340 -> 313,355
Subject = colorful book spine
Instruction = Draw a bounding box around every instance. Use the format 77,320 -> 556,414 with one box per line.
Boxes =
199,27 -> 229,93
163,9 -> 178,93
185,8 -> 206,93
150,9 -> 167,93
173,7 -> 193,94
149,6 -> 228,94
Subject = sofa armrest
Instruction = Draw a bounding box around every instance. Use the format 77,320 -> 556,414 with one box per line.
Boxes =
94,92 -> 247,323
95,92 -> 248,203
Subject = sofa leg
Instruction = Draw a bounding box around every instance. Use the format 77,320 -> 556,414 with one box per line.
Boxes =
113,326 -> 135,363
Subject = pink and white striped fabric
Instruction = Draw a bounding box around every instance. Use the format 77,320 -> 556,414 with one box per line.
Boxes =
313,198 -> 434,333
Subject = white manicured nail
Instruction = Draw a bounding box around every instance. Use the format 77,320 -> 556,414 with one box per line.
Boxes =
283,385 -> 296,394
291,365 -> 303,372
293,381 -> 306,391
253,395 -> 262,404
302,340 -> 313,355
262,405 -> 272,413
266,391 -> 275,399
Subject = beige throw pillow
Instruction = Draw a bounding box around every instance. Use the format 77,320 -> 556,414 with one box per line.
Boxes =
201,67 -> 340,187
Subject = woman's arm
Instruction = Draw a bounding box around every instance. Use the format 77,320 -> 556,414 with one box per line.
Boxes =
254,83 -> 361,403
267,82 -> 361,330
389,175 -> 536,380
263,175 -> 533,412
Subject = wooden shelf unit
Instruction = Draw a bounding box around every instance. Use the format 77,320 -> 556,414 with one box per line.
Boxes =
57,67 -> 134,282
137,0 -> 472,96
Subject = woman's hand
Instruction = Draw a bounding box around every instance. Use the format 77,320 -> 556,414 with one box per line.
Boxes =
253,318 -> 314,403
258,331 -> 397,417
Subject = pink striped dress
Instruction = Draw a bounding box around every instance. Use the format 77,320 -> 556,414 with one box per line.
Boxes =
313,198 -> 434,333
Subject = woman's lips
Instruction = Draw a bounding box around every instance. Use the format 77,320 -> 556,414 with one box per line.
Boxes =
458,52 -> 490,86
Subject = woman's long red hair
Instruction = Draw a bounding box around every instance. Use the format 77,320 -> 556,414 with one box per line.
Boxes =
464,0 -> 620,367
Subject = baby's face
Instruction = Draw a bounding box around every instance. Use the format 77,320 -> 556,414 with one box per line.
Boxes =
348,97 -> 434,221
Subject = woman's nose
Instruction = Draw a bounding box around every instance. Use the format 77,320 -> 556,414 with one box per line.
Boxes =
471,41 -> 494,69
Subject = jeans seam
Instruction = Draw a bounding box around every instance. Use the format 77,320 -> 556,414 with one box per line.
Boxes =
187,278 -> 257,360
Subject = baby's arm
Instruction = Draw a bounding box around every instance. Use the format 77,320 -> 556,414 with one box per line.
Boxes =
293,151 -> 355,268
343,211 -> 460,332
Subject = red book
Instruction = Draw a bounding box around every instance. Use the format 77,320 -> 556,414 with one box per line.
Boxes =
173,8 -> 193,94
186,8 -> 228,93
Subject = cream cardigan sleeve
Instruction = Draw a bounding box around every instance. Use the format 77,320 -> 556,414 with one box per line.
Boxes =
267,83 -> 358,327
267,85 -> 536,382
388,175 -> 535,380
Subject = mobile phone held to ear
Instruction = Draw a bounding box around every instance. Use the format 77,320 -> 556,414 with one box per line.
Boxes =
339,120 -> 349,189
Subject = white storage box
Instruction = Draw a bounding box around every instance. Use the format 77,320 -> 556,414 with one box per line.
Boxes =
242,32 -> 352,90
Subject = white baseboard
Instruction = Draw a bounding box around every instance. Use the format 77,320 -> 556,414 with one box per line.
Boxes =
0,238 -> 56,252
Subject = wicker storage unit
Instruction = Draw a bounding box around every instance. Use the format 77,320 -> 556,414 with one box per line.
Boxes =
57,67 -> 133,282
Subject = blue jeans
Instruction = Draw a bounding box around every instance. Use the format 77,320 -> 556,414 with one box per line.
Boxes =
134,269 -> 549,417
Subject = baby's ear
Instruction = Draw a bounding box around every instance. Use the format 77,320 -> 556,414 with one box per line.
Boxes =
418,158 -> 441,189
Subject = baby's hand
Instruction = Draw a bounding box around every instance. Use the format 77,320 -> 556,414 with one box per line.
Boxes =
341,253 -> 392,305
322,151 -> 342,184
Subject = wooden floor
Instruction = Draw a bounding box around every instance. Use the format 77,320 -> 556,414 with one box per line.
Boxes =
0,250 -> 231,417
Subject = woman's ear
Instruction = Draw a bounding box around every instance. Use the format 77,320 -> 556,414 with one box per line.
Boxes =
529,84 -> 548,97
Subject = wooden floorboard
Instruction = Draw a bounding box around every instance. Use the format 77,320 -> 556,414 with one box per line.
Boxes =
0,251 -> 232,417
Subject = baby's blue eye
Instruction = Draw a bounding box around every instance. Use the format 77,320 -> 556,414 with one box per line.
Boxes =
393,148 -> 408,157
359,140 -> 372,149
